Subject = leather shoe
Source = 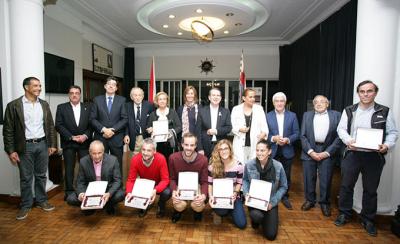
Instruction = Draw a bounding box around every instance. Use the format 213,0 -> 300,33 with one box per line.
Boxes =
193,212 -> 203,221
282,198 -> 293,210
334,214 -> 350,226
171,211 -> 182,223
106,205 -> 116,215
361,220 -> 377,237
301,201 -> 315,211
251,221 -> 259,229
156,206 -> 165,218
321,205 -> 331,217
138,209 -> 147,218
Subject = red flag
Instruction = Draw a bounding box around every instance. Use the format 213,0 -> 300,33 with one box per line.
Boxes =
239,50 -> 246,99
149,57 -> 156,103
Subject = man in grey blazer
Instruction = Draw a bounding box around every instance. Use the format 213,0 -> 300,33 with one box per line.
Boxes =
66,140 -> 124,215
196,88 -> 232,158
90,77 -> 128,173
300,95 -> 341,217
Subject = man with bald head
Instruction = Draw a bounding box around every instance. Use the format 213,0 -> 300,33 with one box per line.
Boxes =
66,140 -> 124,215
300,95 -> 341,217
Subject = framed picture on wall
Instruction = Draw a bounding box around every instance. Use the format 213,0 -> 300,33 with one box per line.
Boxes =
92,44 -> 113,76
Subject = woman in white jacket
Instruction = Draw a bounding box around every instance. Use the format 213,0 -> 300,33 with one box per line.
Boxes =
231,88 -> 269,165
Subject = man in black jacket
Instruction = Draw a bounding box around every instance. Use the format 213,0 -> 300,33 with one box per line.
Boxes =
55,85 -> 92,199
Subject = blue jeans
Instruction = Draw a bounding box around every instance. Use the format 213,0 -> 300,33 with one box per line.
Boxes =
18,140 -> 49,209
213,199 -> 247,229
158,187 -> 172,208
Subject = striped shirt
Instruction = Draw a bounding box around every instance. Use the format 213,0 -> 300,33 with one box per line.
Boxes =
208,161 -> 244,186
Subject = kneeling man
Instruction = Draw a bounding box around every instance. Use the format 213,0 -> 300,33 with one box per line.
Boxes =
66,140 -> 124,215
126,138 -> 171,217
169,133 -> 208,223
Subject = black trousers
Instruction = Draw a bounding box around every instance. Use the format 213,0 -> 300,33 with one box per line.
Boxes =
63,147 -> 88,193
103,142 -> 123,175
249,206 -> 279,240
338,151 -> 385,223
158,187 -> 172,208
275,148 -> 293,198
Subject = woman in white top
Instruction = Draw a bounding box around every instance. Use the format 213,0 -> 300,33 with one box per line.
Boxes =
231,88 -> 268,164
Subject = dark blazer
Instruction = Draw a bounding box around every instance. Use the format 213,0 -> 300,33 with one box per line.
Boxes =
196,105 -> 232,156
300,110 -> 342,161
266,110 -> 300,159
147,108 -> 182,136
90,95 -> 128,148
55,102 -> 92,149
3,96 -> 57,154
76,154 -> 122,197
125,100 -> 153,151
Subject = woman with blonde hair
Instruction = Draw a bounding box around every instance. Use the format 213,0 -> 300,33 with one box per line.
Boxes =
147,92 -> 182,162
208,139 -> 246,229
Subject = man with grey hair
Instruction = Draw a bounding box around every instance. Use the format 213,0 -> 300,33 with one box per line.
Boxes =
125,138 -> 171,218
3,76 -> 57,220
266,92 -> 300,210
300,95 -> 341,217
124,87 -> 154,154
66,140 -> 124,215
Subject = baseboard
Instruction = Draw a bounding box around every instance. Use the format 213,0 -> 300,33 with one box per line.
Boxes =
0,185 -> 63,205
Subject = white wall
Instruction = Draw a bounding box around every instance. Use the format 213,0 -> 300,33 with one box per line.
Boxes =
134,42 -> 280,80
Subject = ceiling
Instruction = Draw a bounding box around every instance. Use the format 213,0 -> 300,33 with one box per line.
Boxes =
58,0 -> 350,46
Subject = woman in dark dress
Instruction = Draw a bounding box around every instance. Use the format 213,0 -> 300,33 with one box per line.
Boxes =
147,92 -> 182,162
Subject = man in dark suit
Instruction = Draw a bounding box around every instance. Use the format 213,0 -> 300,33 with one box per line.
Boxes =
266,92 -> 300,210
196,88 -> 232,158
90,77 -> 128,173
124,87 -> 153,154
300,95 -> 341,217
3,77 -> 57,220
66,140 -> 124,215
55,85 -> 92,199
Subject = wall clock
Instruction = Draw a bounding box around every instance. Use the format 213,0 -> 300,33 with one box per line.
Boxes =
198,58 -> 215,75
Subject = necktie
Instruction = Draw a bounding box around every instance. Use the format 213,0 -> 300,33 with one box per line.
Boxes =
135,105 -> 141,134
107,97 -> 112,113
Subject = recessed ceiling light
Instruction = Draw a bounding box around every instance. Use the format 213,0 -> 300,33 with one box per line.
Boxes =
177,32 -> 183,35
163,24 -> 169,28
169,14 -> 175,19
235,23 -> 242,26
226,13 -> 234,17
224,30 -> 229,34
196,9 -> 203,14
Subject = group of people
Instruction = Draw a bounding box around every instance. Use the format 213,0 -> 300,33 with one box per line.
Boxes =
2,76 -> 397,240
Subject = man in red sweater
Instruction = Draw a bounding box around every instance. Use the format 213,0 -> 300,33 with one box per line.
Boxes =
169,132 -> 208,223
126,138 -> 171,217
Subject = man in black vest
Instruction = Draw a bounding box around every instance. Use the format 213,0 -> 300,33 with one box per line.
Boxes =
334,80 -> 398,236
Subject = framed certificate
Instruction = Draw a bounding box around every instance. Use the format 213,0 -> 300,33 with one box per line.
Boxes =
353,127 -> 383,150
125,179 -> 155,209
152,120 -> 169,142
211,178 -> 234,209
245,179 -> 272,211
178,172 -> 198,200
81,181 -> 108,210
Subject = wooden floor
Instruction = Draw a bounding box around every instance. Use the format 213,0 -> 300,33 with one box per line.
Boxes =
0,160 -> 398,243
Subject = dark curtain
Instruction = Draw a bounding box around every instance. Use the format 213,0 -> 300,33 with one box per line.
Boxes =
279,0 -> 357,118
123,48 -> 135,99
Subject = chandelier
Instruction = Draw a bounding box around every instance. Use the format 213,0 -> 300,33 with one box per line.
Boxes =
191,19 -> 214,42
